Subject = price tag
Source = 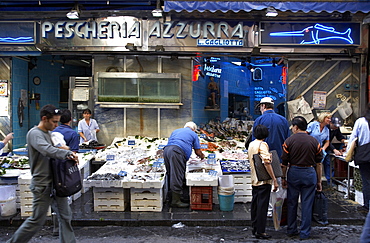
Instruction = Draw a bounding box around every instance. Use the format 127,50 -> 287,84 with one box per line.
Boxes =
207,158 -> 216,165
200,144 -> 208,149
158,145 -> 165,150
208,170 -> 218,176
208,153 -> 216,159
118,171 -> 127,177
157,158 -> 164,163
242,149 -> 248,153
106,154 -> 115,161
152,161 -> 163,167
128,140 -> 136,145
200,134 -> 206,138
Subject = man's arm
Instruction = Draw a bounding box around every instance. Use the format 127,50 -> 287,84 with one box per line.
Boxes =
194,149 -> 205,159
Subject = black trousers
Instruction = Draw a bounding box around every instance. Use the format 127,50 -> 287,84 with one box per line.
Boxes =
251,184 -> 272,234
163,145 -> 187,194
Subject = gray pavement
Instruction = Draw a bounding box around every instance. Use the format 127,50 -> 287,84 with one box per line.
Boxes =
0,185 -> 368,242
0,186 -> 368,227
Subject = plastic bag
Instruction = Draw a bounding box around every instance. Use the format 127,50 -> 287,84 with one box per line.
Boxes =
271,186 -> 287,230
312,191 -> 328,225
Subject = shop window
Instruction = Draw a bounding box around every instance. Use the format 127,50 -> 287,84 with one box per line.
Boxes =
98,72 -> 181,103
253,67 -> 263,81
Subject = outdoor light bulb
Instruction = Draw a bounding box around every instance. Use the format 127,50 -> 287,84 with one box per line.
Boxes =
266,7 -> 278,17
67,10 -> 79,19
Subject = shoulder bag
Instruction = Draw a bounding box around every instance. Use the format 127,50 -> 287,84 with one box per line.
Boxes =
50,158 -> 82,197
253,142 -> 283,181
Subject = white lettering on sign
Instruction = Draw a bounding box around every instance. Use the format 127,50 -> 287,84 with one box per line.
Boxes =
197,39 -> 244,47
42,20 -> 246,40
42,20 -> 141,39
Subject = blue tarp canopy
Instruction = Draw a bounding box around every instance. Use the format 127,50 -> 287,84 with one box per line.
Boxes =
164,1 -> 370,13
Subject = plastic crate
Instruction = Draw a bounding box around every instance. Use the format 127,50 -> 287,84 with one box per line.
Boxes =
190,186 -> 213,211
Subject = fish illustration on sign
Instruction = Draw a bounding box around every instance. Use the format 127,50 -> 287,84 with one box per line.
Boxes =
269,24 -> 353,44
0,36 -> 34,43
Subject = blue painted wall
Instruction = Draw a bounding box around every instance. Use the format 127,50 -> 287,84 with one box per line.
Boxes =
11,58 -> 29,149
11,56 -> 90,148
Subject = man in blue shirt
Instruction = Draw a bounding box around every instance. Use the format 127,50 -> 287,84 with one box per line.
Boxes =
53,109 -> 79,152
164,121 -> 205,208
253,97 -> 289,160
253,97 -> 289,216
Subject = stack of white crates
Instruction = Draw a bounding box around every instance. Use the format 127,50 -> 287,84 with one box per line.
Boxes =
232,174 -> 252,203
18,171 -> 51,217
128,174 -> 166,212
93,187 -> 129,211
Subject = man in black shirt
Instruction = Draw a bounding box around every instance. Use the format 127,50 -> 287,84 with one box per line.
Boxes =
281,116 -> 323,240
323,117 -> 345,181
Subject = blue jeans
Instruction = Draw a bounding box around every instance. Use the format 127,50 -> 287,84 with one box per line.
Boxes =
7,185 -> 75,243
359,163 -> 370,209
361,211 -> 370,243
287,166 -> 317,239
323,154 -> 334,181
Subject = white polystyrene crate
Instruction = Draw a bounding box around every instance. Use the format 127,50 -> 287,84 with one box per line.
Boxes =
130,188 -> 162,200
130,205 -> 162,212
232,174 -> 252,184
20,198 -> 33,207
19,184 -> 31,193
234,195 -> 252,203
186,173 -> 219,186
131,199 -> 162,208
94,199 -> 127,212
234,183 -> 252,191
21,205 -> 51,217
93,187 -> 128,201
235,188 -> 252,196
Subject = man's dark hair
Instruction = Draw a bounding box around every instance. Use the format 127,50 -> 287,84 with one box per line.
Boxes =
291,116 -> 308,131
39,104 -> 61,120
82,108 -> 92,114
263,103 -> 274,110
253,124 -> 269,140
60,109 -> 72,124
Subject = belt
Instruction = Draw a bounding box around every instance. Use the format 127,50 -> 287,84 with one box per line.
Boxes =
290,164 -> 313,168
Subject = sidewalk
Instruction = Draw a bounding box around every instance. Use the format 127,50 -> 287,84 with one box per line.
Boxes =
0,185 -> 367,228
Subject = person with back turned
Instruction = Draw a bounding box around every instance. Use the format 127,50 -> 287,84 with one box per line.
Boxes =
7,104 -> 78,243
281,116 -> 323,240
164,121 -> 205,208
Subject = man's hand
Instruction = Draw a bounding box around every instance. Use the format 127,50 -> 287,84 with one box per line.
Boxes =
69,153 -> 79,165
316,182 -> 322,192
282,178 -> 288,189
334,149 -> 342,156
272,179 -> 279,192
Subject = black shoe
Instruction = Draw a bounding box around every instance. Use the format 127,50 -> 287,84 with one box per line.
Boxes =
255,233 -> 271,239
252,228 -> 256,236
287,232 -> 299,237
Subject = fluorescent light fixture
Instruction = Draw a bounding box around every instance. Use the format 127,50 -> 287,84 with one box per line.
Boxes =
266,6 -> 278,17
152,8 -> 163,17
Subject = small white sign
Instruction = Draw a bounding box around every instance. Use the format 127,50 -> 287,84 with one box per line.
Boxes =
72,88 -> 90,101
197,39 -> 243,47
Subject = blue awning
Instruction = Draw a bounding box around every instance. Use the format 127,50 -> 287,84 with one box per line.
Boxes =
164,1 -> 370,14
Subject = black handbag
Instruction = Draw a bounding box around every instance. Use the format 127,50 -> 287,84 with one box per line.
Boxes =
354,142 -> 370,165
253,142 -> 283,181
312,191 -> 328,225
50,158 -> 82,197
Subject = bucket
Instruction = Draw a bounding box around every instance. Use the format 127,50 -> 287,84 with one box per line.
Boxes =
218,193 -> 235,211
218,175 -> 234,188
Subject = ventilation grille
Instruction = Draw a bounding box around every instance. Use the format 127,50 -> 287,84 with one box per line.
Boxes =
75,77 -> 91,87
